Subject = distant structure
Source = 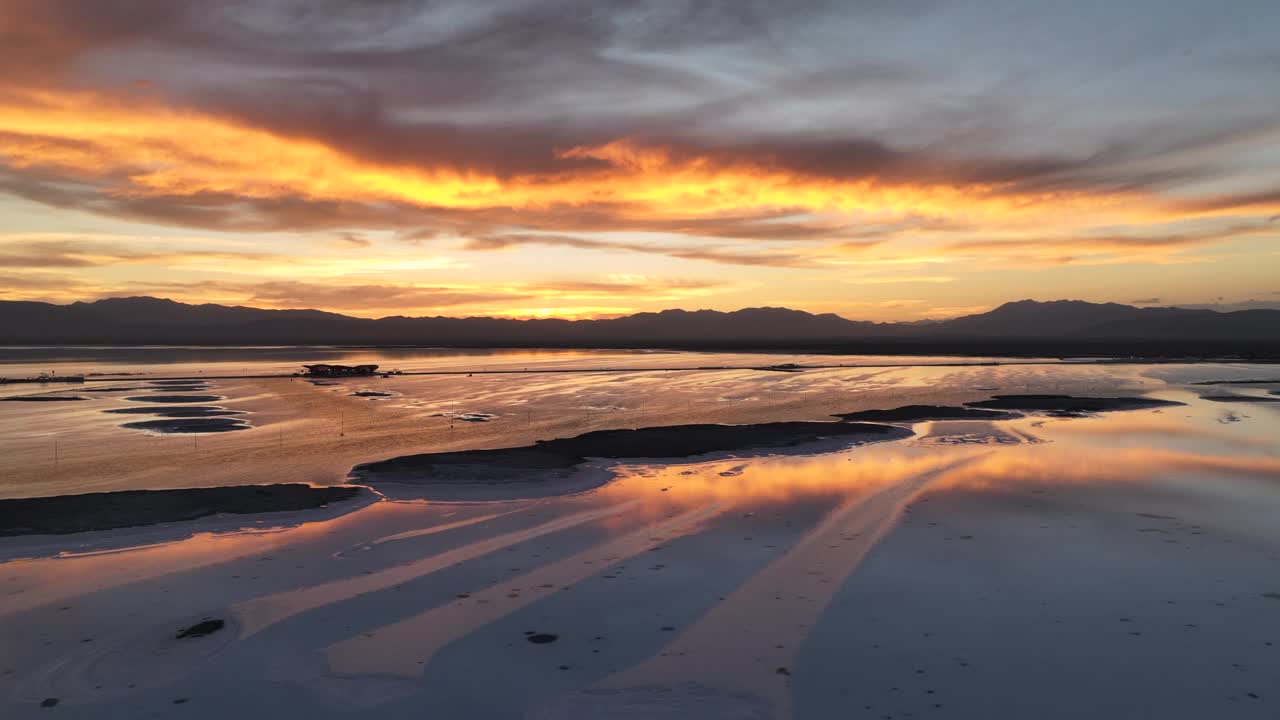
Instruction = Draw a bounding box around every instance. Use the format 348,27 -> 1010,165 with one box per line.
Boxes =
301,364 -> 379,377
0,373 -> 85,385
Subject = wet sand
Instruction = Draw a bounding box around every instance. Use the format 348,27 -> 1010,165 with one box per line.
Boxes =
0,358 -> 1278,718
0,360 -> 1160,500
787,479 -> 1280,720
0,399 -> 1276,718
0,484 -> 365,536
833,405 -> 1019,422
124,395 -> 224,404
965,394 -> 1185,412
104,406 -> 244,418
119,417 -> 251,434
352,421 -> 911,500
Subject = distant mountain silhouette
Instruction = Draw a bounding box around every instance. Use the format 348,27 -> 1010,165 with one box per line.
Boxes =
927,299 -> 1280,340
1,297 -> 1278,351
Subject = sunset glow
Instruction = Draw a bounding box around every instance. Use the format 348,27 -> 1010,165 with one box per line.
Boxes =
1,1 -> 1277,319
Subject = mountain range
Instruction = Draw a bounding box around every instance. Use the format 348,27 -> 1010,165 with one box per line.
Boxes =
2,298 -> 1278,355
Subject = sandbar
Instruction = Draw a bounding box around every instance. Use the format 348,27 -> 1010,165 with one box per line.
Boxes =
833,405 -> 1019,422
0,484 -> 364,537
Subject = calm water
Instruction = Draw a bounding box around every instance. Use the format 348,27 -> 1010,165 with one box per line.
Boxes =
0,345 -> 1066,380
1,354 -> 1278,718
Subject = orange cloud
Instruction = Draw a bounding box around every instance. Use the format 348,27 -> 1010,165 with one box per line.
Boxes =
0,88 -> 1145,228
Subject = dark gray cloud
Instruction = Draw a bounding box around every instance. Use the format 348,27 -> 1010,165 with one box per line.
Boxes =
108,275 -> 727,312
1170,187 -> 1280,214
3,0 -> 1280,237
0,271 -> 89,294
461,233 -> 820,268
333,232 -> 372,248
944,220 -> 1277,258
119,279 -> 525,311
1176,299 -> 1280,312
0,237 -> 277,268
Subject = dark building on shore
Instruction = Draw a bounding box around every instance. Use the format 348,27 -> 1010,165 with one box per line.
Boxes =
301,364 -> 379,377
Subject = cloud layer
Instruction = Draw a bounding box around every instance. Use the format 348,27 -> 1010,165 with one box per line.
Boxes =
0,0 -> 1278,318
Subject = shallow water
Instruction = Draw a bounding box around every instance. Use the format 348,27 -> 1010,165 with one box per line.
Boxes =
1,356 -> 1278,718
0,351 -> 1163,499
0,346 -> 1053,381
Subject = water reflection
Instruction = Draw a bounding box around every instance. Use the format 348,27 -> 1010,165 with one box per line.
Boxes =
3,386 -> 1279,718
286,405 -> 1280,714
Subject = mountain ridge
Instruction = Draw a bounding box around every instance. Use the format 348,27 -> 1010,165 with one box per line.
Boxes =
1,297 -> 1278,348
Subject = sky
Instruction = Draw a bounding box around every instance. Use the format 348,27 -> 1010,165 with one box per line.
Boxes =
1,0 -> 1279,321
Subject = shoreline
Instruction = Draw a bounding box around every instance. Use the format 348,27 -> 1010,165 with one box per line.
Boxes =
350,421 -> 914,501
0,382 -> 1276,717
0,393 -> 1204,535
5,339 -> 1280,361
0,484 -> 367,538
3,356 -> 1278,389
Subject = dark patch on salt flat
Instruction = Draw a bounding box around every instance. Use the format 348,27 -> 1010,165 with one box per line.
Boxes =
150,379 -> 208,386
352,421 -> 911,489
1201,394 -> 1280,403
176,618 -> 225,639
352,391 -> 393,397
834,405 -> 1018,423
431,411 -> 498,422
1,395 -> 87,402
82,386 -> 151,392
928,433 -> 1026,446
105,406 -> 244,418
121,418 -> 249,433
526,633 -> 558,644
965,395 -> 1184,413
125,395 -> 222,404
0,484 -> 364,536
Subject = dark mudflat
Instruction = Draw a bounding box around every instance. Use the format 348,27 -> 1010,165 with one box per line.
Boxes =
121,418 -> 249,433
125,395 -> 223,403
430,411 -> 498,422
965,395 -> 1184,412
0,484 -> 364,537
352,421 -> 910,486
105,406 -> 244,418
176,619 -> 225,639
1,395 -> 87,402
352,391 -> 393,397
1202,394 -> 1280,403
833,405 -> 1018,423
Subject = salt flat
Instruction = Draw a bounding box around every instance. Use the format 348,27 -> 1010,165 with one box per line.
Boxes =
0,351 -> 1278,718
